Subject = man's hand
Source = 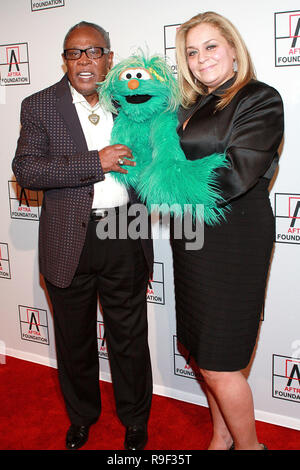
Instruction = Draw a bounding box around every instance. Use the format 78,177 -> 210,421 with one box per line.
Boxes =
99,144 -> 136,173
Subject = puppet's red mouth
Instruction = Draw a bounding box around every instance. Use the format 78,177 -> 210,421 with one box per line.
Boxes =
125,95 -> 152,104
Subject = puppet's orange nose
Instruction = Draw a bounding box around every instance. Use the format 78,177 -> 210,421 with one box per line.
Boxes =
128,79 -> 140,90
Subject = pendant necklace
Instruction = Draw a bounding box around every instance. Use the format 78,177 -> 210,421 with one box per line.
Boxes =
79,100 -> 101,125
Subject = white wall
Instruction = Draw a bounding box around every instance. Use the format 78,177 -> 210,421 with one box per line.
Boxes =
1,0 -> 300,431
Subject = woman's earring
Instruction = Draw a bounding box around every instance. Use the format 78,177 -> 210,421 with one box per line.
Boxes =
233,59 -> 238,72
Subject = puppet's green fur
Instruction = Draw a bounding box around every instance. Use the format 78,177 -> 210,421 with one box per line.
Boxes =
98,52 -> 229,224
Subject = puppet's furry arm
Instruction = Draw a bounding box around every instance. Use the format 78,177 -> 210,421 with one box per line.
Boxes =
137,112 -> 230,225
109,114 -> 153,189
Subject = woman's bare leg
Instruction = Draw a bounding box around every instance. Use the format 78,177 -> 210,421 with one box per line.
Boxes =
200,369 -> 263,450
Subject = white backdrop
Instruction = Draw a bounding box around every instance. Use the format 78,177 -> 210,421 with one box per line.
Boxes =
1,0 -> 300,433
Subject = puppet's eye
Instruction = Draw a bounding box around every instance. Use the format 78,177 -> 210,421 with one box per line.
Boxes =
119,68 -> 152,81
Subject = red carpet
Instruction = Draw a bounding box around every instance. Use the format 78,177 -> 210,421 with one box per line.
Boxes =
0,356 -> 299,451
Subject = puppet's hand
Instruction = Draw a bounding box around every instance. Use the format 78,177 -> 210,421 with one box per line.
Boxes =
137,153 -> 230,225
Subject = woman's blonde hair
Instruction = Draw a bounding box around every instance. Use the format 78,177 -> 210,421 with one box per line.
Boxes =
176,11 -> 256,109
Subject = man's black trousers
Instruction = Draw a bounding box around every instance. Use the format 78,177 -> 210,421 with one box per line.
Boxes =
45,212 -> 152,427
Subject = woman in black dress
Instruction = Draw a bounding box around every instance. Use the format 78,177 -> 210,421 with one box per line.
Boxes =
172,12 -> 284,450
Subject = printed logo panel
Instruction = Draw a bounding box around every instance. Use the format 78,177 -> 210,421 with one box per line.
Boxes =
19,305 -> 49,345
147,262 -> 165,304
97,320 -> 108,360
274,193 -> 300,244
31,0 -> 65,11
8,181 -> 42,221
164,24 -> 181,74
173,336 -> 202,381
273,355 -> 300,404
0,243 -> 11,279
0,43 -> 30,85
275,11 -> 300,66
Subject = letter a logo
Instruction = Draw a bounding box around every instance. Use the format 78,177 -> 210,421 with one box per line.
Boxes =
291,17 -> 300,47
290,200 -> 300,228
28,310 -> 40,333
18,187 -> 30,207
287,363 -> 300,386
8,49 -> 20,72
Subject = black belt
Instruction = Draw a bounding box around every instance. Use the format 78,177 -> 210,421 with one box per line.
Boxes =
90,204 -> 129,222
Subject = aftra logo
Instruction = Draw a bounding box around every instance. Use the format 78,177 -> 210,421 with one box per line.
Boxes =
289,13 -> 300,48
7,46 -> 20,72
173,336 -> 202,381
31,0 -> 65,12
8,181 -> 41,220
0,243 -> 11,279
97,320 -> 108,360
19,305 -> 49,344
275,11 -> 300,66
286,359 -> 300,386
272,355 -> 300,404
274,193 -> 300,244
289,197 -> 300,227
147,262 -> 165,304
0,43 -> 30,85
164,24 -> 181,74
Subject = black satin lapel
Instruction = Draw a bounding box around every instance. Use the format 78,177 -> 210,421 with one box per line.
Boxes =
177,77 -> 237,128
177,95 -> 213,130
177,104 -> 196,129
55,75 -> 88,152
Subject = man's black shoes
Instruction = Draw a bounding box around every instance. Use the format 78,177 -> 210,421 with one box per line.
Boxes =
65,422 -> 147,450
66,424 -> 90,450
124,424 -> 148,450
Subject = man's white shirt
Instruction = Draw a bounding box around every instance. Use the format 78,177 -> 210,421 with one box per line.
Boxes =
71,85 -> 129,209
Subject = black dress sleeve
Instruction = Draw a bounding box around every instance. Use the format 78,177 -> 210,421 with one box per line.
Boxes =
216,82 -> 284,205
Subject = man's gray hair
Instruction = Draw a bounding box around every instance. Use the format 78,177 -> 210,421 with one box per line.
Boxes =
63,21 -> 111,50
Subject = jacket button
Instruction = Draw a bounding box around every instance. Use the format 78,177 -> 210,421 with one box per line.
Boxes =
82,222 -> 86,228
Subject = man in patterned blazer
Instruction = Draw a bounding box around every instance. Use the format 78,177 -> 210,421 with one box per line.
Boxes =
13,21 -> 153,451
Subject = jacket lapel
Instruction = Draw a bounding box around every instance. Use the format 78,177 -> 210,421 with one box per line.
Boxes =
177,94 -> 215,131
177,103 -> 196,129
177,76 -> 237,128
55,74 -> 88,152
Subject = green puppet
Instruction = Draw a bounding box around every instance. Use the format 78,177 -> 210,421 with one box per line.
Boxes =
98,52 -> 229,224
